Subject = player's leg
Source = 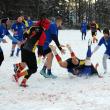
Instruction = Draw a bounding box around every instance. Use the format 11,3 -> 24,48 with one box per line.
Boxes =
45,52 -> 57,78
13,62 -> 26,74
20,50 -> 37,87
82,40 -> 92,77
40,47 -> 56,78
13,49 -> 28,82
86,39 -> 92,59
84,32 -> 86,40
82,32 -> 84,40
21,56 -> 37,87
13,46 -> 27,81
10,42 -> 16,57
0,48 -> 4,66
91,63 -> 103,78
16,42 -> 21,56
103,54 -> 109,74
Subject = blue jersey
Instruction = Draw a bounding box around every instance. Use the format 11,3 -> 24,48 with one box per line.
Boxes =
27,19 -> 33,28
98,37 -> 110,55
0,24 -> 10,45
43,22 -> 58,50
0,24 -> 9,39
0,24 -> 18,52
11,22 -> 26,41
81,22 -> 87,33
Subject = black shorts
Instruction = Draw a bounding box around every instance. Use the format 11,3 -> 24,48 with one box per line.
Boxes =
92,32 -> 97,37
43,47 -> 52,56
66,58 -> 79,69
21,48 -> 37,73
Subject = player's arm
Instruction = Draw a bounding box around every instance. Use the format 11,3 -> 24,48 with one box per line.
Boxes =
51,34 -> 62,50
92,37 -> 103,54
0,30 -> 7,43
98,28 -> 101,32
51,35 -> 65,54
6,28 -> 18,42
23,26 -> 35,39
0,32 -> 18,43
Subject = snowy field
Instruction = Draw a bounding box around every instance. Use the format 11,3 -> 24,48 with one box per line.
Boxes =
0,30 -> 110,110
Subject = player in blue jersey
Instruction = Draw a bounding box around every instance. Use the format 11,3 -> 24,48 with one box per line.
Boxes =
40,16 -> 65,79
10,16 -> 26,57
92,28 -> 110,74
81,19 -> 87,40
49,40 -> 102,78
0,18 -> 19,66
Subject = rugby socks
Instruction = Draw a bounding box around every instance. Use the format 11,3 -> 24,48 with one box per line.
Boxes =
42,65 -> 47,71
55,54 -> 62,62
10,49 -> 15,56
87,46 -> 92,58
16,48 -> 21,56
47,69 -> 51,75
17,71 -> 28,78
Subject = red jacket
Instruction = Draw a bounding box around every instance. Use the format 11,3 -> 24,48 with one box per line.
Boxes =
35,18 -> 50,46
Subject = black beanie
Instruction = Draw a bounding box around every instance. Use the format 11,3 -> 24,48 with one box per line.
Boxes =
1,18 -> 9,24
103,28 -> 109,35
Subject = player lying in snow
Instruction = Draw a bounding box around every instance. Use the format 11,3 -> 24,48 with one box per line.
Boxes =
49,41 -> 103,78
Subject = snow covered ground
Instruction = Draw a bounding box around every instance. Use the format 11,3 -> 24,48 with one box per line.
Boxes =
0,30 -> 110,110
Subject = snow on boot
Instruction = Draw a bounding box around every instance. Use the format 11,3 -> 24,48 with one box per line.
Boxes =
40,69 -> 47,78
46,72 -> 57,79
49,74 -> 57,79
